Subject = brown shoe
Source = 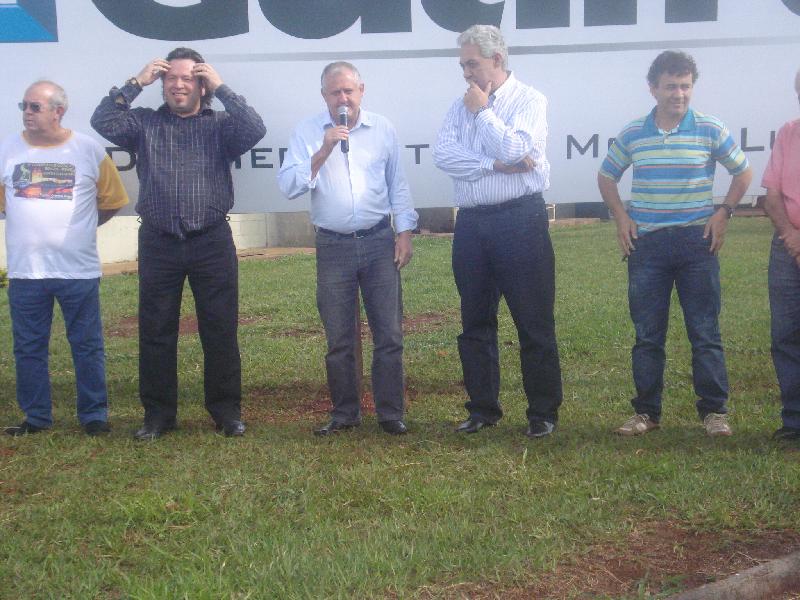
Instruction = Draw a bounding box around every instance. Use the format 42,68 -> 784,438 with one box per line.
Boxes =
616,414 -> 659,436
703,413 -> 732,437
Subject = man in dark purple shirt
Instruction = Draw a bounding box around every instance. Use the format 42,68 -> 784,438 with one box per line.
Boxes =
92,47 -> 265,440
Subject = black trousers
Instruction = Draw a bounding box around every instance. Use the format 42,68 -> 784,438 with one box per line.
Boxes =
137,221 -> 241,426
452,196 -> 563,424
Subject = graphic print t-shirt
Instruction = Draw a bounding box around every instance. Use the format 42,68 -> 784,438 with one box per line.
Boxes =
0,131 -> 128,278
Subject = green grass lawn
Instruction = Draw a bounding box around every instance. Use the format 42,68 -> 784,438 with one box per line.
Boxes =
1,218 -> 798,599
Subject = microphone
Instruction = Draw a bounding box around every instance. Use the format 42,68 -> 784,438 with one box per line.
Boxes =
337,105 -> 349,153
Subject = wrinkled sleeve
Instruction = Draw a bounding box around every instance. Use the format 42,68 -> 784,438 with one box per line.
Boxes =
599,131 -> 631,182
215,85 -> 267,160
90,81 -> 145,151
384,124 -> 418,233
96,155 -> 129,210
474,92 -> 544,165
432,101 -> 494,181
762,124 -> 787,191
713,125 -> 749,176
277,123 -> 317,200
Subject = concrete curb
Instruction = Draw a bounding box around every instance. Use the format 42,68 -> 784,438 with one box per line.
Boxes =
667,550 -> 800,599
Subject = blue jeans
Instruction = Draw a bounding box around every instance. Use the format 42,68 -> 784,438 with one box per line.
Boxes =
768,233 -> 800,430
627,225 -> 728,421
315,225 -> 405,423
452,197 -> 563,424
8,278 -> 108,428
138,221 -> 241,427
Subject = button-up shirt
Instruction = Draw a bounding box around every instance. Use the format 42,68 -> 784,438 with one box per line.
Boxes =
277,109 -> 417,234
762,118 -> 800,229
91,82 -> 266,238
432,72 -> 550,208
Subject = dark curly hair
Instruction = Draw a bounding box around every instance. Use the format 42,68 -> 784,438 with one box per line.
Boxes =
647,51 -> 698,87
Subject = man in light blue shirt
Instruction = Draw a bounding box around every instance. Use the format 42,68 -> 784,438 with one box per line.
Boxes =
278,61 -> 418,436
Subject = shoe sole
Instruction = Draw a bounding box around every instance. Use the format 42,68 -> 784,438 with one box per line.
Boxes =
314,425 -> 359,436
456,423 -> 495,434
615,425 -> 660,436
526,430 -> 554,438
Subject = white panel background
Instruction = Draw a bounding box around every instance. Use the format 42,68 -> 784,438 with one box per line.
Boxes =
1,0 -> 798,214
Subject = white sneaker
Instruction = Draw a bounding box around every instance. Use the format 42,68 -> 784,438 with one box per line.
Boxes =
703,413 -> 732,437
616,413 -> 659,436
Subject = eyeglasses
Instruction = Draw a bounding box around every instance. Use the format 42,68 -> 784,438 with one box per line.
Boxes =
18,101 -> 46,113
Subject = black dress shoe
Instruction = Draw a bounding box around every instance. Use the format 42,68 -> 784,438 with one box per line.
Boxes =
83,420 -> 111,436
217,420 -> 245,437
314,420 -> 359,436
133,421 -> 176,441
526,420 -> 556,438
5,421 -> 47,436
456,418 -> 494,434
773,426 -> 800,441
379,420 -> 408,435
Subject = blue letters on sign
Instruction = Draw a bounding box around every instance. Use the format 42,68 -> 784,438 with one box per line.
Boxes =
0,0 -> 58,43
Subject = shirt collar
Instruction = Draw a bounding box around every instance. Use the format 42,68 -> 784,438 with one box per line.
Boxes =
490,71 -> 516,103
644,106 -> 696,134
319,108 -> 372,129
157,104 -> 214,118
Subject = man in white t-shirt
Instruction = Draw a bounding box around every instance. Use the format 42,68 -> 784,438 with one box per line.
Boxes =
1,80 -> 128,436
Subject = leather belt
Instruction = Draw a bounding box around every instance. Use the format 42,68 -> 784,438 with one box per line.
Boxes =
317,215 -> 390,239
460,193 -> 544,213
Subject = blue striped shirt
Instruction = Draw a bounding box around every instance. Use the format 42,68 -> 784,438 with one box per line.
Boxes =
433,72 -> 549,207
599,108 -> 748,232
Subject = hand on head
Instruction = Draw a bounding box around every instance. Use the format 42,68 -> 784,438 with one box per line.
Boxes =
192,62 -> 223,93
136,59 -> 170,87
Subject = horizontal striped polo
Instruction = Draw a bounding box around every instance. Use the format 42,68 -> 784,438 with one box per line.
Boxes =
599,108 -> 748,233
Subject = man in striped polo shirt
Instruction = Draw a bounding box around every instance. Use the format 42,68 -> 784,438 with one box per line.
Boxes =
598,50 -> 752,437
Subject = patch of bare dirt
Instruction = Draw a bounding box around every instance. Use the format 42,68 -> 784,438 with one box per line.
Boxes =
107,310 -> 453,339
423,523 -> 800,599
106,315 -> 262,338
278,325 -> 324,337
404,311 -> 455,334
244,383 -> 377,424
405,378 -> 465,401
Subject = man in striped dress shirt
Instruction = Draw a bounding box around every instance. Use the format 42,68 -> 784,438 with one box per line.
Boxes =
433,25 -> 563,439
598,50 -> 752,437
92,47 -> 266,440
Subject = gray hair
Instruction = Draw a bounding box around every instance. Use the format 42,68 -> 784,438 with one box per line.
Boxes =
320,61 -> 362,89
27,80 -> 69,114
457,25 -> 508,70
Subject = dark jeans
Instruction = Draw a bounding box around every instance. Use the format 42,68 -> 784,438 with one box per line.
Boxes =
8,278 -> 108,428
315,225 -> 405,424
627,225 -> 728,421
138,220 -> 241,427
768,233 -> 800,430
452,197 -> 563,424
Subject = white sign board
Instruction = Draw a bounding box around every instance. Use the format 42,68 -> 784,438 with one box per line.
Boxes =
1,0 -> 799,213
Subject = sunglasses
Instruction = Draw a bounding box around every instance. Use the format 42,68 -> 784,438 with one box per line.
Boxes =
18,101 -> 46,113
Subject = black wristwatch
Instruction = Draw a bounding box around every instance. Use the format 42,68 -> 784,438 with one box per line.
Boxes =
125,77 -> 142,91
716,203 -> 734,219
